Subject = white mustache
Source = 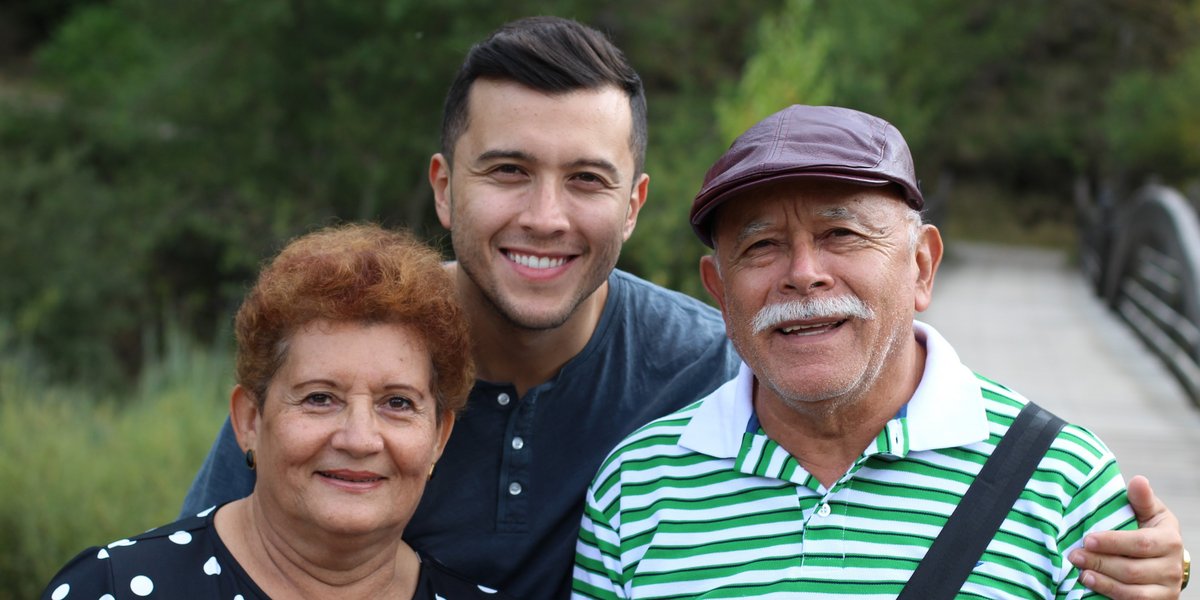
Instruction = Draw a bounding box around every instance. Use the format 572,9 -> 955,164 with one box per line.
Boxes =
752,296 -> 875,335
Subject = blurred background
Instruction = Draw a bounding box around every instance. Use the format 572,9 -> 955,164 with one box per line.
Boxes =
3,0 -> 1200,596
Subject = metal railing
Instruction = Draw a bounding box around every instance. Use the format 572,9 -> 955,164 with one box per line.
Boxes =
1078,182 -> 1200,406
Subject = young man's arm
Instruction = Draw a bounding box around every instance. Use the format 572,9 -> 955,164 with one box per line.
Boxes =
1071,476 -> 1186,600
179,416 -> 257,517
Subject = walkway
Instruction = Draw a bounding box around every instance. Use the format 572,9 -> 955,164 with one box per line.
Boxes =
922,241 -> 1200,581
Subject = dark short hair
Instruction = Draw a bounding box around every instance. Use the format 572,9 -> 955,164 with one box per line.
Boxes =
234,224 -> 473,419
440,16 -> 648,175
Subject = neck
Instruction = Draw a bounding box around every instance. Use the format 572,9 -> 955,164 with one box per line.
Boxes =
456,268 -> 608,397
756,336 -> 926,490
215,496 -> 419,599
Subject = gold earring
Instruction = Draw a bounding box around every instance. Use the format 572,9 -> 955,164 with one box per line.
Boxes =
428,463 -> 436,480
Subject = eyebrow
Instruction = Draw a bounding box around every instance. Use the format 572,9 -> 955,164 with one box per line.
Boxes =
474,150 -> 622,182
475,149 -> 534,165
818,206 -> 856,221
565,158 -> 621,181
734,220 -> 773,247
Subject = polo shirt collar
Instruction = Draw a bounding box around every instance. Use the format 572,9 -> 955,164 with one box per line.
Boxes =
678,320 -> 990,459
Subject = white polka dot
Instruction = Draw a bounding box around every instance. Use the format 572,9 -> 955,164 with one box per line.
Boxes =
107,538 -> 135,548
477,584 -> 499,594
435,595 -> 447,600
168,531 -> 192,545
203,556 -> 222,575
96,548 -> 110,559
234,596 -> 244,600
196,506 -> 215,517
129,575 -> 153,596
50,583 -> 69,599
100,595 -> 114,600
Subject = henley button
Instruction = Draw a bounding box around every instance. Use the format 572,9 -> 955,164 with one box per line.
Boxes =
497,393 -> 511,406
511,436 -> 525,450
817,503 -> 832,517
508,482 -> 523,496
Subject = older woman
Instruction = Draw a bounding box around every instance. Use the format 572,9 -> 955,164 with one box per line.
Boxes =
43,224 -> 507,599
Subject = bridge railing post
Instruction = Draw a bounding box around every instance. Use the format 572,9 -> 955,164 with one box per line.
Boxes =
1089,183 -> 1200,406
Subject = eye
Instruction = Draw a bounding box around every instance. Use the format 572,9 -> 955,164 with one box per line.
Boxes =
570,171 -> 613,190
385,396 -> 414,411
488,164 -> 528,183
303,392 -> 334,406
741,238 -> 775,255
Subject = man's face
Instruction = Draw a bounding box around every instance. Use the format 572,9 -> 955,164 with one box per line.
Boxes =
701,180 -> 940,411
430,79 -> 648,331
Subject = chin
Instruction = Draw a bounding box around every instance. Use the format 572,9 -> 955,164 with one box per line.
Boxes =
314,512 -> 400,537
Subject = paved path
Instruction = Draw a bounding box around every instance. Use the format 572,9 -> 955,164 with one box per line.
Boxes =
922,241 -> 1200,591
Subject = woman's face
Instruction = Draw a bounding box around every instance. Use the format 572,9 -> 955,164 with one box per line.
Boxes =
235,319 -> 452,538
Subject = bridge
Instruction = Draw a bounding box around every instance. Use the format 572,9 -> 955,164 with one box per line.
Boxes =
922,238 -> 1200,577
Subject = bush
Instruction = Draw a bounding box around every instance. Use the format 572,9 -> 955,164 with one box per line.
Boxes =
0,329 -> 230,599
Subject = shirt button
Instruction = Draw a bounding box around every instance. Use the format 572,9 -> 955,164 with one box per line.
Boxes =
508,482 -> 523,496
817,503 -> 832,517
497,393 -> 511,406
511,436 -> 525,450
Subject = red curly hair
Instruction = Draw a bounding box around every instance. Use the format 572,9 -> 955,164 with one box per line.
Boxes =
234,223 -> 473,417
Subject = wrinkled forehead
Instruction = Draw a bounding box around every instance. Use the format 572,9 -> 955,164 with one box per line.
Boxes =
710,180 -> 909,241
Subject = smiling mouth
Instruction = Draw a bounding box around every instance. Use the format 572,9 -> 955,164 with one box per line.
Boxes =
779,319 -> 848,336
317,471 -> 384,483
505,251 -> 569,270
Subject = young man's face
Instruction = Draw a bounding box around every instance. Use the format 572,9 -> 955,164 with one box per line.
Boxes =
431,79 -> 648,331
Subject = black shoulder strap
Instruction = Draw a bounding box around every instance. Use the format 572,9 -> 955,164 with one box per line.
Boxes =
898,401 -> 1066,600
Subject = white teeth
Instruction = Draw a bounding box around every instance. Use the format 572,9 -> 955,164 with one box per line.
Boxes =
508,252 -> 566,269
781,322 -> 837,335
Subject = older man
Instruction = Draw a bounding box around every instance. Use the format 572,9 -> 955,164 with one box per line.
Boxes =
573,105 -> 1188,598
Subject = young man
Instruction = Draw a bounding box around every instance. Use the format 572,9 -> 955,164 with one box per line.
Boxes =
183,18 -> 1185,600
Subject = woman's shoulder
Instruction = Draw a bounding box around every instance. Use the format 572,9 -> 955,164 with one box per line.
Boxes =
42,506 -> 261,599
416,555 -> 513,600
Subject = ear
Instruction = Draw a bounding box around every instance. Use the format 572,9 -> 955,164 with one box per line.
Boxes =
434,411 -> 456,463
229,384 -> 262,454
700,254 -> 728,314
621,173 -> 650,241
430,153 -> 453,230
913,224 -> 943,312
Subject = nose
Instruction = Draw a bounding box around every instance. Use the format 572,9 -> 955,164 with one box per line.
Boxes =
515,179 -> 570,235
780,241 -> 834,294
331,401 -> 384,457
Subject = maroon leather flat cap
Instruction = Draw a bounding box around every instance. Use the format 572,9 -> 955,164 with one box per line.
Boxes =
690,105 -> 923,247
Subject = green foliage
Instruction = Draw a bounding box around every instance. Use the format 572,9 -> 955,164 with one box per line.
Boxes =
717,0 -> 1200,238
715,0 -> 834,143
1104,42 -> 1200,180
0,327 -> 231,599
2,0 -> 778,382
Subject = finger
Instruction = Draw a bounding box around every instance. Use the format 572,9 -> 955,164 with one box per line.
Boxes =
1077,569 -> 1177,600
1126,475 -> 1167,527
1070,548 -> 1167,585
1083,527 -> 1177,559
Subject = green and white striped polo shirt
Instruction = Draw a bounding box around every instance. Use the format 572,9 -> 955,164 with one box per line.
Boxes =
573,322 -> 1134,599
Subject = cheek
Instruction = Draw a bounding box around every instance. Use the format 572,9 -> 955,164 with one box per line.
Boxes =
384,422 -> 442,471
263,416 -> 328,467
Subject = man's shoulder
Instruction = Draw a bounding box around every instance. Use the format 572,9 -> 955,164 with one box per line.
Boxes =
625,396 -> 707,444
610,270 -> 723,326
590,397 -> 709,483
973,374 -> 1120,479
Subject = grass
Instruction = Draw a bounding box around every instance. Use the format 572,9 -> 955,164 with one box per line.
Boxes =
0,331 -> 231,599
